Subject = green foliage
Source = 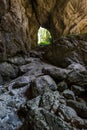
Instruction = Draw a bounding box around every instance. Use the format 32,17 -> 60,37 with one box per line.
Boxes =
40,41 -> 50,45
38,27 -> 52,45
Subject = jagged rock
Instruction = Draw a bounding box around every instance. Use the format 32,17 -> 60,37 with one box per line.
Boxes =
58,104 -> 77,121
0,0 -> 38,61
0,0 -> 57,61
67,100 -> 87,118
32,0 -> 87,39
0,62 -> 18,80
71,117 -> 87,129
8,56 -> 26,66
67,63 -> 87,87
71,85 -> 85,96
63,89 -> 75,100
26,90 -> 60,114
12,76 -> 31,89
0,74 -> 3,84
3,75 -> 31,92
58,96 -> 66,105
67,63 -> 86,72
26,96 -> 41,110
42,66 -> 70,80
19,60 -> 43,74
57,81 -> 68,92
57,103 -> 87,129
0,56 -> 86,130
0,112 -> 22,130
43,35 -> 87,68
0,92 -> 24,130
24,57 -> 40,63
58,105 -> 87,129
20,108 -> 74,130
29,75 -> 57,98
40,91 -> 60,112
67,69 -> 87,87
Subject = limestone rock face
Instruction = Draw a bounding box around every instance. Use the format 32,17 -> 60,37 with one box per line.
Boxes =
62,0 -> 87,35
34,0 -> 87,39
0,0 -> 39,61
0,0 -> 87,61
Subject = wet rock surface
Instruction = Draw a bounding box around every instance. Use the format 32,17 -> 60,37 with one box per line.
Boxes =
0,36 -> 87,130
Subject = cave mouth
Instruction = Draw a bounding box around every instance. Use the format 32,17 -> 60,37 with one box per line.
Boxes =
38,27 -> 52,45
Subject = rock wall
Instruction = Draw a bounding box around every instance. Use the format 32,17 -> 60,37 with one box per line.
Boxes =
0,0 -> 87,61
34,0 -> 87,39
0,0 -> 39,61
42,34 -> 87,68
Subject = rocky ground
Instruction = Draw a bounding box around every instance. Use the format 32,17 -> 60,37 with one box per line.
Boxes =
0,36 -> 87,130
0,55 -> 87,129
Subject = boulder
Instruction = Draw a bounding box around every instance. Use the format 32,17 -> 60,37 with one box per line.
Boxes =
26,96 -> 41,110
58,104 -> 77,121
67,63 -> 86,72
12,76 -> 31,89
8,56 -> 26,66
57,81 -> 68,92
29,75 -> 57,98
71,85 -> 85,96
42,36 -> 87,68
58,104 -> 87,129
67,100 -> 87,118
63,89 -> 75,100
0,62 -> 18,80
67,70 -> 87,87
19,108 -> 74,130
42,66 -> 70,80
19,61 -> 43,75
40,91 -> 60,112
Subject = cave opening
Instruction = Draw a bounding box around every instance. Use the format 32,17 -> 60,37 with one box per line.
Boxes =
38,27 -> 52,45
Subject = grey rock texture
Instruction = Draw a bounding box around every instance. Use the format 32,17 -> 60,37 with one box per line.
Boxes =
29,75 -> 57,98
0,54 -> 87,130
63,89 -> 75,100
67,100 -> 87,119
0,62 -> 18,80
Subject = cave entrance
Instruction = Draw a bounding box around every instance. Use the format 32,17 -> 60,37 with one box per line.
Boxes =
38,27 -> 52,45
